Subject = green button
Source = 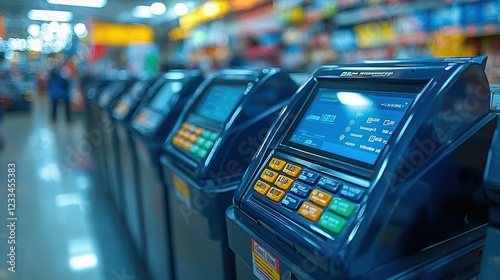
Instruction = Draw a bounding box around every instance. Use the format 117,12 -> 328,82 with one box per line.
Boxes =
319,212 -> 346,235
196,138 -> 207,146
209,133 -> 218,141
202,131 -> 211,138
197,149 -> 208,158
203,140 -> 214,150
189,145 -> 200,155
329,198 -> 356,218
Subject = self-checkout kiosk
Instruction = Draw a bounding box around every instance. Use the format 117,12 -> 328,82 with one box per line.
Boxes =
480,87 -> 500,279
96,77 -> 136,210
109,76 -> 157,259
160,68 -> 299,280
129,70 -> 203,280
226,59 -> 497,279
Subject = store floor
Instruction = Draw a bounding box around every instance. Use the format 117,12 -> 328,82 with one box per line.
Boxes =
0,96 -> 141,280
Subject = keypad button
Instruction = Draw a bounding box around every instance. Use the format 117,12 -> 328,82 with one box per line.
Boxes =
298,202 -> 323,222
203,140 -> 214,150
196,149 -> 208,158
340,185 -> 365,202
281,195 -> 302,210
329,198 -> 357,218
196,138 -> 207,146
181,122 -> 190,130
202,130 -> 212,139
266,187 -> 285,203
289,183 -> 312,198
253,180 -> 271,195
283,164 -> 302,178
274,175 -> 293,190
188,134 -> 198,142
193,128 -> 204,136
260,169 -> 279,183
309,189 -> 333,208
318,178 -> 342,193
209,133 -> 219,141
173,136 -> 183,147
319,212 -> 347,235
268,158 -> 286,171
298,170 -> 319,185
189,144 -> 200,154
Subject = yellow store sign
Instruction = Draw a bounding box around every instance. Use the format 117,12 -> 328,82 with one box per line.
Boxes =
92,22 -> 154,46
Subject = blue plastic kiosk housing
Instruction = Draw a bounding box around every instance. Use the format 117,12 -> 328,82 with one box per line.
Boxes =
227,59 -> 497,279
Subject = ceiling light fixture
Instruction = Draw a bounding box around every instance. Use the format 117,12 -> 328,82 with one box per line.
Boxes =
27,10 -> 74,22
174,3 -> 189,16
47,0 -> 107,8
151,2 -> 166,16
132,5 -> 153,18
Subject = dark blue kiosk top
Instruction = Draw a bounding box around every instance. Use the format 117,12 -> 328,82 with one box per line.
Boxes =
111,77 -> 157,124
130,70 -> 204,144
96,77 -> 136,111
228,58 -> 498,279
163,68 -> 298,188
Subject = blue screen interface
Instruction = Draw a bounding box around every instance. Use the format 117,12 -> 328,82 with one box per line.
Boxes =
288,88 -> 415,165
195,84 -> 246,123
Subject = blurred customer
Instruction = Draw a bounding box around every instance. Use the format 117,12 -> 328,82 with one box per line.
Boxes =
48,68 -> 71,122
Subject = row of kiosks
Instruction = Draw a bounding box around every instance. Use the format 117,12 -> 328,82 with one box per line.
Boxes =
226,58 -> 498,279
159,68 -> 300,280
128,70 -> 204,280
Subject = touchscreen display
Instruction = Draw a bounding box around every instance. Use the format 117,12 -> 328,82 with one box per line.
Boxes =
288,88 -> 415,165
194,84 -> 246,123
149,81 -> 183,111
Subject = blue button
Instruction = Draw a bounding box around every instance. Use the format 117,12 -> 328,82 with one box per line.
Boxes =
318,178 -> 341,193
297,170 -> 319,185
281,195 -> 302,211
289,183 -> 311,198
340,185 -> 365,202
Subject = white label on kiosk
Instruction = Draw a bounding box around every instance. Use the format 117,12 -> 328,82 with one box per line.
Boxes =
172,173 -> 192,209
251,239 -> 280,280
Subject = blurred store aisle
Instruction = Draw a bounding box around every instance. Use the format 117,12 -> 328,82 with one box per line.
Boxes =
0,96 -> 139,280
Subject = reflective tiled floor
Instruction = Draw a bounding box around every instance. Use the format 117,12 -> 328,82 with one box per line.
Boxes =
0,97 -> 140,280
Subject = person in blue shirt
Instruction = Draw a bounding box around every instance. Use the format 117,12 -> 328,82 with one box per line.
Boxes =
47,67 -> 71,122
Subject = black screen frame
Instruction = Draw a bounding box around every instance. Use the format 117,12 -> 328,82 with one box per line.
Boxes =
148,79 -> 184,113
281,79 -> 428,170
190,79 -> 251,125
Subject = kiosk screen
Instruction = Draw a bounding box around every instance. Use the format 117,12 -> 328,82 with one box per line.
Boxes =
286,84 -> 420,165
150,81 -> 183,111
194,84 -> 247,122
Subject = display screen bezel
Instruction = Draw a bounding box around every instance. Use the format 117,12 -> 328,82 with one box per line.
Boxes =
148,80 -> 184,112
281,79 -> 427,169
191,79 -> 250,124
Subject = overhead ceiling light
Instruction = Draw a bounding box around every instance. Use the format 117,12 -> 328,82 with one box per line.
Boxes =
48,21 -> 60,33
151,2 -> 166,16
27,24 -> 41,37
74,23 -> 88,38
132,5 -> 153,18
27,10 -> 73,22
174,3 -> 189,16
47,0 -> 107,8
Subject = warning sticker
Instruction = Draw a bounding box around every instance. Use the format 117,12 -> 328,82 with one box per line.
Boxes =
172,173 -> 191,208
252,239 -> 280,280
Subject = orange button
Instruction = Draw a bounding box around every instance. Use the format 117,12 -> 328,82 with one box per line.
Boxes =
173,136 -> 183,147
260,169 -> 279,183
184,141 -> 192,150
193,128 -> 204,136
188,134 -> 198,142
309,189 -> 333,208
253,180 -> 271,195
283,164 -> 302,177
182,122 -> 190,130
298,202 -> 323,222
178,130 -> 187,138
274,175 -> 293,190
266,187 -> 285,202
268,158 -> 286,171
